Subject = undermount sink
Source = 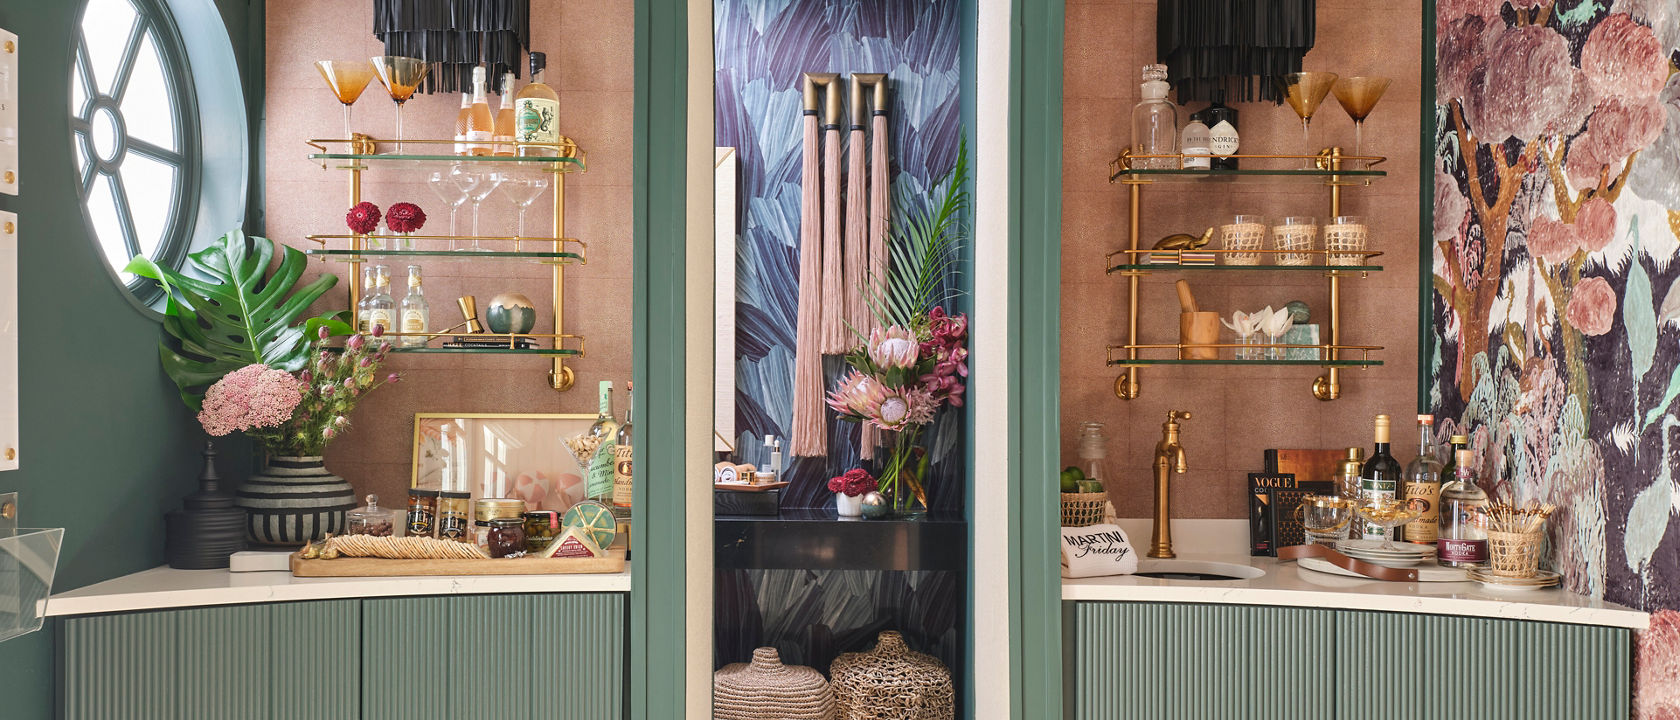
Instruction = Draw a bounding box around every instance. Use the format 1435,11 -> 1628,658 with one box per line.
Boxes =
1133,559 -> 1265,581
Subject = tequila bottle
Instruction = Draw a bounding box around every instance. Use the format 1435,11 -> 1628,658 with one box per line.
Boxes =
515,52 -> 559,157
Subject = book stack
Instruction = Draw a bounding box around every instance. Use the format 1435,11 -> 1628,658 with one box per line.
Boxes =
444,336 -> 539,349
1178,252 -> 1216,266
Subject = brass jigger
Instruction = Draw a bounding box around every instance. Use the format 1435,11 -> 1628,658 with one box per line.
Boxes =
454,296 -> 484,334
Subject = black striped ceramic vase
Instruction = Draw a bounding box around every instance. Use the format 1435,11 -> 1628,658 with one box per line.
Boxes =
233,456 -> 356,546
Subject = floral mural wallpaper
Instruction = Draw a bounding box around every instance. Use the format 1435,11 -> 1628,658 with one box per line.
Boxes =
1433,1 -> 1680,713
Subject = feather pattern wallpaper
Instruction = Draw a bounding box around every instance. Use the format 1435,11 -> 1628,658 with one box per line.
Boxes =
710,0 -> 968,696
716,0 -> 966,512
1432,3 -> 1680,714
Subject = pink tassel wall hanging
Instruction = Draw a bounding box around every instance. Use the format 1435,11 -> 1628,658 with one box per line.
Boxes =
792,73 -> 835,458
819,79 -> 848,354
844,75 -> 878,342
861,76 -> 891,461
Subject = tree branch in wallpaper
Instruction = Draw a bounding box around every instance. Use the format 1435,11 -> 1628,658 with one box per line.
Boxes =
1434,9 -> 1666,411
125,230 -> 343,410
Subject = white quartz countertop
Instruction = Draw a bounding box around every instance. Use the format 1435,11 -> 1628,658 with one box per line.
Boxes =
1062,519 -> 1648,630
45,565 -> 631,617
1062,553 -> 1647,630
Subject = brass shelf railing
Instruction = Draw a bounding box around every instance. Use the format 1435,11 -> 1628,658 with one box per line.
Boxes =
1108,148 -> 1386,185
1107,146 -> 1380,402
310,137 -> 588,390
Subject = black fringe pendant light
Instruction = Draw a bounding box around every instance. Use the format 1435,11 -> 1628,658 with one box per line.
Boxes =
1156,0 -> 1316,103
373,0 -> 531,94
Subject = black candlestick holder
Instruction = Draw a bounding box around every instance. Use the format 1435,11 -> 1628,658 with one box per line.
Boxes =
165,442 -> 247,569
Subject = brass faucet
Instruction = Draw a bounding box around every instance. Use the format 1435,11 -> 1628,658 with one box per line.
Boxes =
1150,410 -> 1191,559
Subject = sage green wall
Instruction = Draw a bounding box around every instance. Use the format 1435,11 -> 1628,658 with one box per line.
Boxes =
0,2 -> 261,718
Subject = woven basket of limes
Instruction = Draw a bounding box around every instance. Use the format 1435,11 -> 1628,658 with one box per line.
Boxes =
1059,466 -> 1108,527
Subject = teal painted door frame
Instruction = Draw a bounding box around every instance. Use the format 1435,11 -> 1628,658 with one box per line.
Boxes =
1009,0 -> 1066,717
630,1 -> 689,718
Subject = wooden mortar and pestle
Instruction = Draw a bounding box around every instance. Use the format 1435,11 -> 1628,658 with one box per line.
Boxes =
1176,279 -> 1220,360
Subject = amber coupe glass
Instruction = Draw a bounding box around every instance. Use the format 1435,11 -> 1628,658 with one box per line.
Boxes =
1275,72 -> 1339,168
370,56 -> 429,153
315,60 -> 376,140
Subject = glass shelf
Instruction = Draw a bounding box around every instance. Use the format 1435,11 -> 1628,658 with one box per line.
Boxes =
1108,263 -> 1382,273
306,248 -> 583,264
1106,358 -> 1384,367
1110,167 -> 1385,184
308,152 -> 586,172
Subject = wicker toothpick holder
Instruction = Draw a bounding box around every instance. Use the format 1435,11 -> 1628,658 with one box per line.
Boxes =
713,647 -> 836,720
1486,530 -> 1545,578
1060,491 -> 1109,527
829,631 -> 955,720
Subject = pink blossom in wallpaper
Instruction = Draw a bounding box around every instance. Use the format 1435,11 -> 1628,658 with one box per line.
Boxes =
1469,25 -> 1581,143
1637,610 -> 1680,719
1566,276 -> 1618,336
1575,197 -> 1618,253
1567,96 -> 1666,187
1582,13 -> 1668,102
1528,218 -> 1582,266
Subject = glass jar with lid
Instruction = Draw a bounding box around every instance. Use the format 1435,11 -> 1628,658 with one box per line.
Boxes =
436,491 -> 471,542
347,494 -> 399,537
472,498 -> 525,550
486,518 -> 526,558
405,489 -> 439,538
523,510 -> 561,553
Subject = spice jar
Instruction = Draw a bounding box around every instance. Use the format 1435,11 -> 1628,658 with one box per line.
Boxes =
472,498 -> 526,550
437,491 -> 470,541
523,511 -> 561,552
346,494 -> 398,537
486,518 -> 527,558
405,489 -> 439,538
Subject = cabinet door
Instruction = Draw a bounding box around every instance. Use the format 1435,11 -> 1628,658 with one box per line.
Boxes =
1335,610 -> 1630,719
362,593 -> 625,720
1066,602 -> 1334,720
61,610 -> 180,719
270,599 -> 360,719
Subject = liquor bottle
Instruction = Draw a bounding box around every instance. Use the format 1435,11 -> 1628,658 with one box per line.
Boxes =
1437,447 -> 1489,567
1402,414 -> 1443,545
453,92 -> 470,155
466,65 -> 494,156
355,266 -> 376,333
1131,64 -> 1177,170
515,51 -> 559,157
1440,434 -> 1468,480
1180,113 -> 1211,170
493,71 -> 517,156
586,381 -> 619,504
399,265 -> 430,348
612,382 -> 634,518
1357,414 -> 1403,540
1203,93 -> 1240,170
364,265 -> 395,336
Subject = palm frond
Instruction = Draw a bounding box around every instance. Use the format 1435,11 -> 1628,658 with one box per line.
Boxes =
863,135 -> 971,329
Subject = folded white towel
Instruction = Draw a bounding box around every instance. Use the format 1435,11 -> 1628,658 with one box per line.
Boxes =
1061,523 -> 1140,578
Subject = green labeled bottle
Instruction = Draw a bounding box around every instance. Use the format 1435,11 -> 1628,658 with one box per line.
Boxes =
586,381 -> 618,503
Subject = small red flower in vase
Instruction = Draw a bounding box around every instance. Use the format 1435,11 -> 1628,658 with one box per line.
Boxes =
386,202 -> 427,250
346,202 -> 382,248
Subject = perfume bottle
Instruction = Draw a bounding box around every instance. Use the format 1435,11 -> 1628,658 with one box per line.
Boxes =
1131,64 -> 1178,170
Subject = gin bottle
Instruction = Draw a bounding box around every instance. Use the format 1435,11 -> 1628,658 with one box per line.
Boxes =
1131,64 -> 1178,170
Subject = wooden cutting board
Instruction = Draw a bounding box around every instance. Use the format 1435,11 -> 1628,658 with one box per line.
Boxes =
290,548 -> 626,577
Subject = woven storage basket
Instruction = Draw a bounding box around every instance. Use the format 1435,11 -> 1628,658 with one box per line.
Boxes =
1486,529 -> 1545,578
829,631 -> 954,720
713,647 -> 836,720
1060,492 -> 1109,527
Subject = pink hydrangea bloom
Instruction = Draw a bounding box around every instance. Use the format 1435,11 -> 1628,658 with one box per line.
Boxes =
197,365 -> 302,436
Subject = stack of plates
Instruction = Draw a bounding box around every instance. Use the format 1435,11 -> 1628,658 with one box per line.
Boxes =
1467,567 -> 1560,591
1335,539 -> 1437,567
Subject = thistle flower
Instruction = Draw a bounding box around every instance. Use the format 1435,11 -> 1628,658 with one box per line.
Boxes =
318,326 -> 330,340
322,427 -> 336,441
387,373 -> 401,384
868,325 -> 919,370
346,333 -> 366,352
371,325 -> 385,338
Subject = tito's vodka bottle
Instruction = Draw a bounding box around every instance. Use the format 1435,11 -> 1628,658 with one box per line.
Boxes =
1357,414 -> 1403,540
515,52 -> 559,157
613,382 -> 634,521
1401,414 -> 1443,545
1437,448 -> 1489,567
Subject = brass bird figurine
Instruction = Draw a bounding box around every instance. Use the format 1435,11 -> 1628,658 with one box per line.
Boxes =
1153,226 -> 1215,250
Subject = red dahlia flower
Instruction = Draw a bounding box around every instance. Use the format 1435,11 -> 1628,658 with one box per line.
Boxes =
346,202 -> 381,235
386,202 -> 427,234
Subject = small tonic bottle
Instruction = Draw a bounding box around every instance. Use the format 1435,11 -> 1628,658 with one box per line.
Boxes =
399,265 -> 429,348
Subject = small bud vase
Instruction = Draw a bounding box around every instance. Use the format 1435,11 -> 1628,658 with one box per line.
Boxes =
836,492 -> 864,518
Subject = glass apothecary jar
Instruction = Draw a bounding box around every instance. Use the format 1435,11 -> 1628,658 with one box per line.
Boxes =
346,494 -> 399,537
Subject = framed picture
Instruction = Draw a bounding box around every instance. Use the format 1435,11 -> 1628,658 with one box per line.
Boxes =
411,413 -> 597,513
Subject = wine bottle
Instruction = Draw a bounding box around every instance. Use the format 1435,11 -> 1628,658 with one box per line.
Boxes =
1357,414 -> 1403,540
515,51 -> 559,157
1401,414 -> 1443,544
466,66 -> 494,156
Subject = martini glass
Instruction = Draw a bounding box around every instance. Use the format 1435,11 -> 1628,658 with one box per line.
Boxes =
429,166 -> 473,251
315,61 -> 375,140
494,172 -> 551,250
370,56 -> 428,154
1331,77 -> 1391,168
1275,72 -> 1339,168
461,171 -> 502,252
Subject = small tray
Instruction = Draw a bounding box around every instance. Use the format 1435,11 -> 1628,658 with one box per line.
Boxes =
290,548 -> 625,577
714,481 -> 790,493
1298,556 -> 1469,582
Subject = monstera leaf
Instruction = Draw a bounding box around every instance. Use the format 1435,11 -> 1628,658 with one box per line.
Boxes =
125,230 -> 340,410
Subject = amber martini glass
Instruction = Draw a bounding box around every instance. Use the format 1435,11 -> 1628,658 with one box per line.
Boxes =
370,56 -> 429,154
315,61 -> 376,141
1332,76 -> 1391,168
1275,72 -> 1339,168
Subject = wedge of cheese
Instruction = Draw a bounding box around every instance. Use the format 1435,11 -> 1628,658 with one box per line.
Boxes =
541,525 -> 605,558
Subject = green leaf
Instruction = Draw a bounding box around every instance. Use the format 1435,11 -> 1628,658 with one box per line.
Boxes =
134,230 -> 339,410
1627,242 -> 1658,385
864,135 -> 972,328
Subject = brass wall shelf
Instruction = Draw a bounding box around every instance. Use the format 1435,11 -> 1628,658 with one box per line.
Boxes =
1107,146 -> 1379,401
310,137 -> 588,390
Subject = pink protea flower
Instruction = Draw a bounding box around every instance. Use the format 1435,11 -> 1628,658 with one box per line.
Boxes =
827,370 -> 884,419
868,325 -> 919,370
197,365 -> 302,437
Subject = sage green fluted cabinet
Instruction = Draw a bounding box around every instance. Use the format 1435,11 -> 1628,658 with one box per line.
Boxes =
58,594 -> 625,720
1065,601 -> 1631,720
